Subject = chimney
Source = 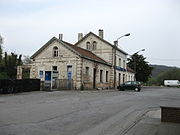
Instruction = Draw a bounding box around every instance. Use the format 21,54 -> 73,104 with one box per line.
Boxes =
114,41 -> 118,47
98,29 -> 104,39
59,34 -> 63,40
78,33 -> 83,41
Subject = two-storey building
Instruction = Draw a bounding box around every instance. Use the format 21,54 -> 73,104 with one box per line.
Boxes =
17,30 -> 135,90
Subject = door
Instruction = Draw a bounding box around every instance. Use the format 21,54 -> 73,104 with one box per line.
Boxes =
45,71 -> 51,81
93,68 -> 96,89
45,71 -> 52,89
118,73 -> 121,86
67,65 -> 72,89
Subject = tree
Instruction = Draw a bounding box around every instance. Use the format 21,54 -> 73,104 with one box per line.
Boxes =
127,53 -> 153,82
22,55 -> 32,64
152,68 -> 180,85
0,34 -> 3,63
0,35 -> 22,79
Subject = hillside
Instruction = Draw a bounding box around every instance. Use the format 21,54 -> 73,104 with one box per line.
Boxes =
150,65 -> 177,78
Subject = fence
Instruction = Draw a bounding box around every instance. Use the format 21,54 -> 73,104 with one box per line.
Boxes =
55,79 -> 74,90
0,79 -> 40,94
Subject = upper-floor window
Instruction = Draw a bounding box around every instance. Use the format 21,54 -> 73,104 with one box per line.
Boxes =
92,41 -> 97,50
119,58 -> 121,67
86,42 -> 90,50
123,60 -> 126,68
53,46 -> 58,57
53,66 -> 57,71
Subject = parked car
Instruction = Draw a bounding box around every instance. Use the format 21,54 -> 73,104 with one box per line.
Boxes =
118,81 -> 141,92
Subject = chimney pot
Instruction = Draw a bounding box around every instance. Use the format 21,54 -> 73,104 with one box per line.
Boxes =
98,29 -> 104,39
114,41 -> 118,47
59,34 -> 63,40
78,33 -> 83,41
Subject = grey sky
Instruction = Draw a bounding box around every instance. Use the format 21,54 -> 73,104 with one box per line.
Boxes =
1,0 -> 180,67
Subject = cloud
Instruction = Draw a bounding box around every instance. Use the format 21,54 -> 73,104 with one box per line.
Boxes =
0,0 -> 180,67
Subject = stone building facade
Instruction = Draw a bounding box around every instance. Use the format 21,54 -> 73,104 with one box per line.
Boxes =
17,30 -> 135,90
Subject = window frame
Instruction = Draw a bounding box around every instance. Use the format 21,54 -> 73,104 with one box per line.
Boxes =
53,46 -> 58,57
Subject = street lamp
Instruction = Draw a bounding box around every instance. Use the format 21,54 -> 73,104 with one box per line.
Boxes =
133,49 -> 145,80
134,49 -> 145,54
116,33 -> 130,41
114,33 -> 130,88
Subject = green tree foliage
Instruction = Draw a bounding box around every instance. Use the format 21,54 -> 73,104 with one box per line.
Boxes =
0,41 -> 22,79
128,53 -> 153,82
150,68 -> 180,85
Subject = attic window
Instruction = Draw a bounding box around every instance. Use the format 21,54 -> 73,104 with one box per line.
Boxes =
92,41 -> 97,50
53,46 -> 58,57
86,42 -> 90,50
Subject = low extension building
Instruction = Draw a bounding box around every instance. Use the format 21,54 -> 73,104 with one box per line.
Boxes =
17,30 -> 135,90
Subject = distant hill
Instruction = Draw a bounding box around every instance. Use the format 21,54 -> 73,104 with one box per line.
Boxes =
150,65 -> 177,78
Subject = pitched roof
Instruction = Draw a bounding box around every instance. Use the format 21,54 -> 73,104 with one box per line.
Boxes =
31,37 -> 57,59
127,67 -> 135,73
31,37 -> 111,66
74,32 -> 128,55
62,40 -> 110,65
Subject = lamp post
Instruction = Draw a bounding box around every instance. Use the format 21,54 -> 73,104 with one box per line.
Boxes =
133,49 -> 145,80
113,33 -> 130,89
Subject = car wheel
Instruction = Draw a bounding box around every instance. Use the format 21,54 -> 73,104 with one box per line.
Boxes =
134,88 -> 139,92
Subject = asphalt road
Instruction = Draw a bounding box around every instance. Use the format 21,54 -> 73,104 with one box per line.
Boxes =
0,87 -> 180,135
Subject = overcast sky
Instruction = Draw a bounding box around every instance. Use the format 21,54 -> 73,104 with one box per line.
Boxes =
1,0 -> 180,67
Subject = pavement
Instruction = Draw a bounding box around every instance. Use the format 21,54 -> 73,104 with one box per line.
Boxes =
124,108 -> 180,135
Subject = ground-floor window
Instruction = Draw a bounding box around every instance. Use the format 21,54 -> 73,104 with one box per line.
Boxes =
86,67 -> 89,75
39,70 -> 43,78
53,66 -> 57,71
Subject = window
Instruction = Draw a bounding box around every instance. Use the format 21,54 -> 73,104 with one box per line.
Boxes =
92,41 -> 97,50
106,71 -> 108,82
86,42 -> 90,50
53,66 -> 57,71
39,71 -> 43,78
119,58 -> 121,67
100,70 -> 103,82
86,67 -> 89,75
123,60 -> 126,68
53,46 -> 58,57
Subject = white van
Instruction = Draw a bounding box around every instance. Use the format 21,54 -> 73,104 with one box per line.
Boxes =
164,80 -> 180,87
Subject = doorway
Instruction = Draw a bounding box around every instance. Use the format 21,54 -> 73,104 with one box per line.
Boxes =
93,68 -> 96,89
118,73 -> 121,85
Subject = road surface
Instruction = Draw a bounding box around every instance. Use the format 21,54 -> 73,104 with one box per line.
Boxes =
0,87 -> 180,135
